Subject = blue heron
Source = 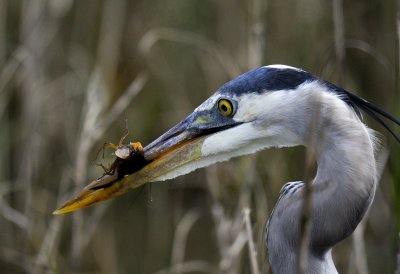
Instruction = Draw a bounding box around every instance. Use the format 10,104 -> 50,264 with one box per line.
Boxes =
55,65 -> 400,273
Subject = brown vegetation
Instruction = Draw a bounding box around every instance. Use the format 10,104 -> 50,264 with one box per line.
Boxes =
0,0 -> 399,273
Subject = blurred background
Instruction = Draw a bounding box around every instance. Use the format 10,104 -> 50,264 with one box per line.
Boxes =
1,0 -> 399,273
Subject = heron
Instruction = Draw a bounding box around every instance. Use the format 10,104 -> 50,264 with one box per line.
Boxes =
54,65 -> 400,273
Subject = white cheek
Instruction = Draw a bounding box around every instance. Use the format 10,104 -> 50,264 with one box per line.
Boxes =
234,91 -> 289,122
201,122 -> 302,159
202,123 -> 257,156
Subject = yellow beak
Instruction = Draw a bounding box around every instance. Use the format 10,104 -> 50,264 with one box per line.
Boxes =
53,136 -> 205,215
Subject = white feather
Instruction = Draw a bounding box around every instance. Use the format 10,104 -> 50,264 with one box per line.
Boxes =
264,64 -> 303,71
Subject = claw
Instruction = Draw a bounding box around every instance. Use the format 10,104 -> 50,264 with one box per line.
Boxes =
103,143 -> 120,151
130,142 -> 144,154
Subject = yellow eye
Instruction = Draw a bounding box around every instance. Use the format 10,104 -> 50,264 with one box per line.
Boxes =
218,99 -> 234,116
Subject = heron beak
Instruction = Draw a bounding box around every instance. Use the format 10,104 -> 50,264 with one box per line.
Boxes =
53,112 -> 234,215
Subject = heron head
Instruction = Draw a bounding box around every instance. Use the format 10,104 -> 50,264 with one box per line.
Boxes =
143,65 -> 314,181
54,65 -> 315,214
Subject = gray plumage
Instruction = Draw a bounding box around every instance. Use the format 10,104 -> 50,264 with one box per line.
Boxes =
264,84 -> 377,273
142,65 -> 399,273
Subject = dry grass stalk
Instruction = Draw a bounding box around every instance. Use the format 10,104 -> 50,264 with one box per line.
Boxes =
244,208 -> 260,274
153,260 -> 218,274
170,210 -> 200,274
333,0 -> 345,84
297,135 -> 315,273
138,27 -> 240,79
247,0 -> 266,69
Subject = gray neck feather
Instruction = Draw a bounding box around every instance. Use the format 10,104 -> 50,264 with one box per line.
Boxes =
266,86 -> 377,274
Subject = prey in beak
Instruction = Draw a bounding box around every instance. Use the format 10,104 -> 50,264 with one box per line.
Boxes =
53,96 -> 243,214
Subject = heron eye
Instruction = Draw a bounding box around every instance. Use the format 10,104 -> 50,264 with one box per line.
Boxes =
217,99 -> 234,116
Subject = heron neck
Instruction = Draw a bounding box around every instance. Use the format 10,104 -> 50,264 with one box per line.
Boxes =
266,88 -> 378,273
311,98 -> 377,196
305,91 -> 377,256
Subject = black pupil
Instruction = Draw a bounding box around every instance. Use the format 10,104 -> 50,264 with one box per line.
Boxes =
221,104 -> 228,112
